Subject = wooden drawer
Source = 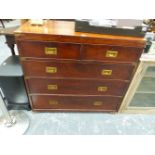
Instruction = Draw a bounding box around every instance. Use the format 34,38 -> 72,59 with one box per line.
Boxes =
26,78 -> 129,96
22,60 -> 134,80
17,41 -> 81,59
83,44 -> 143,62
30,95 -> 122,112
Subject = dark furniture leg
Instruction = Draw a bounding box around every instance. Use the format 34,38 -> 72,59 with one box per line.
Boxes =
0,25 -> 18,56
5,35 -> 16,55
0,20 -> 5,28
7,43 -> 15,55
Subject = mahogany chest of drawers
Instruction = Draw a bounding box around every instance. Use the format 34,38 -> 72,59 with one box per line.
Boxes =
15,20 -> 145,112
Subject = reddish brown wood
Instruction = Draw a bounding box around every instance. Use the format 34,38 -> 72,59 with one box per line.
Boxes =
22,59 -> 135,80
26,78 -> 129,96
15,20 -> 145,47
83,44 -> 143,62
30,95 -> 122,112
15,20 -> 146,112
17,40 -> 81,59
17,40 -> 143,63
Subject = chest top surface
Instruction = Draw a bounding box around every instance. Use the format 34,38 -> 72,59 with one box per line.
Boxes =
15,20 -> 145,47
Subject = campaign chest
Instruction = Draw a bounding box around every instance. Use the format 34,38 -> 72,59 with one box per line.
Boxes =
15,20 -> 145,112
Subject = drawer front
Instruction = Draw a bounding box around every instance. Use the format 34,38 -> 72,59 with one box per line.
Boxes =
17,41 -> 81,59
30,95 -> 122,112
22,60 -> 134,80
26,78 -> 129,96
83,44 -> 142,62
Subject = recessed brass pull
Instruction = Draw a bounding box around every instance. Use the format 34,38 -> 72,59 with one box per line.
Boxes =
106,50 -> 118,58
46,67 -> 57,73
101,69 -> 112,76
93,101 -> 103,106
49,100 -> 58,105
45,47 -> 57,55
47,85 -> 58,90
98,86 -> 108,92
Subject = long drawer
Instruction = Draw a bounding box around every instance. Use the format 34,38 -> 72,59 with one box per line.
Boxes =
22,60 -> 134,80
26,78 -> 129,96
30,95 -> 122,112
17,41 -> 81,59
83,44 -> 142,62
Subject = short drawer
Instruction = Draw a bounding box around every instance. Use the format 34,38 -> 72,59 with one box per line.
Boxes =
26,78 -> 129,96
17,41 -> 81,59
22,60 -> 134,80
82,44 -> 143,62
30,95 -> 122,112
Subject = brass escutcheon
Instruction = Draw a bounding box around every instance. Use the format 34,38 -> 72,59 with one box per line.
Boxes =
93,101 -> 103,106
98,86 -> 108,92
49,100 -> 58,105
46,67 -> 57,73
101,69 -> 112,76
106,50 -> 118,58
45,47 -> 57,55
47,85 -> 58,90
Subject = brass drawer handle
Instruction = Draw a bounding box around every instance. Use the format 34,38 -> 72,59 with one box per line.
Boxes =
47,85 -> 58,90
98,86 -> 108,92
106,50 -> 118,58
45,47 -> 57,55
46,67 -> 57,73
101,69 -> 112,76
49,100 -> 58,105
93,101 -> 103,106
